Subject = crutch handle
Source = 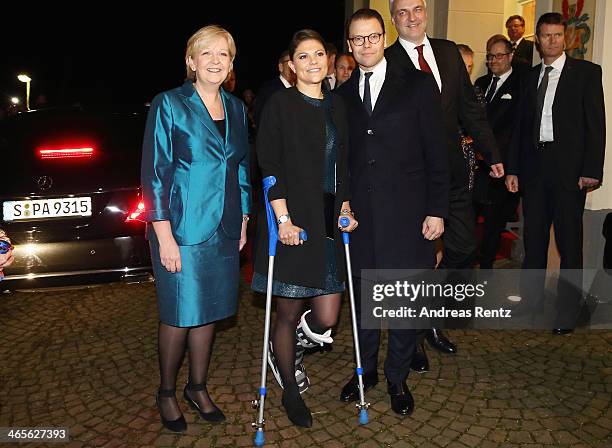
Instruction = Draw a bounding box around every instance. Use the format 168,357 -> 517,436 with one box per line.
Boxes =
263,176 -> 308,254
263,176 -> 279,256
339,216 -> 350,244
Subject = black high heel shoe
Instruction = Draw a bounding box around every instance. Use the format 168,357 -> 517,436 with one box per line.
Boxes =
156,388 -> 187,432
183,383 -> 226,423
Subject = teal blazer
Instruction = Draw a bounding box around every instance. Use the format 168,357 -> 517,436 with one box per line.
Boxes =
141,81 -> 251,245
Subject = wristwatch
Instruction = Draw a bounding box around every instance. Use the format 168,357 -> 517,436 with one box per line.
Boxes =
277,214 -> 290,225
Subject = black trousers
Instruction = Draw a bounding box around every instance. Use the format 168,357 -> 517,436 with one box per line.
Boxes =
353,276 -> 417,384
440,185 -> 478,269
479,179 -> 520,269
520,147 -> 586,327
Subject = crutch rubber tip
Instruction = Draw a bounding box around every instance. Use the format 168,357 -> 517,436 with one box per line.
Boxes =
254,429 -> 265,446
359,409 -> 369,425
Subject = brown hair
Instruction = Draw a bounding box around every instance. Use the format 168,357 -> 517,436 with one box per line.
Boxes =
505,15 -> 525,27
288,29 -> 327,60
536,12 -> 567,37
346,8 -> 385,40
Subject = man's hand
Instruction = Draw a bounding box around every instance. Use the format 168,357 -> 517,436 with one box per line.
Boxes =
422,216 -> 444,241
490,163 -> 505,178
506,175 -> 519,193
578,177 -> 600,189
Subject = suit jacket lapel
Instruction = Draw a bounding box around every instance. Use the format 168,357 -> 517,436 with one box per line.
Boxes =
346,69 -> 370,119
180,81 -> 225,147
371,76 -> 394,118
429,39 -> 449,98
553,56 -> 573,113
489,72 -> 514,108
220,89 -> 230,148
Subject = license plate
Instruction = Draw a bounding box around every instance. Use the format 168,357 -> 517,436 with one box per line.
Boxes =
3,197 -> 92,221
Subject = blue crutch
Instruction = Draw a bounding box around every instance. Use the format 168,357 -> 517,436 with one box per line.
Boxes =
340,216 -> 369,425
253,175 -> 307,446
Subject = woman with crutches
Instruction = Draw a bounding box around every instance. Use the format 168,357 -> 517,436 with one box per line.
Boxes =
252,29 -> 357,428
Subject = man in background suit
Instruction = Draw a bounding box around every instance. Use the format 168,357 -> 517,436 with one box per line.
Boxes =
253,50 -> 295,128
336,8 -> 449,416
474,36 -> 522,269
506,15 -> 535,70
506,13 -> 605,334
386,0 -> 504,365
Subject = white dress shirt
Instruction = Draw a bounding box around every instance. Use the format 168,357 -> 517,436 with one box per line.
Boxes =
511,36 -> 524,48
398,34 -> 442,92
538,52 -> 566,142
359,57 -> 387,110
325,73 -> 336,90
485,67 -> 513,100
279,74 -> 292,88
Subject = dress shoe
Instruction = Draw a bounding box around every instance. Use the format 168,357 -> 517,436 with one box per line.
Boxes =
425,328 -> 457,354
339,372 -> 378,402
183,383 -> 226,423
156,389 -> 187,432
387,381 -> 414,416
410,343 -> 429,373
552,328 -> 574,335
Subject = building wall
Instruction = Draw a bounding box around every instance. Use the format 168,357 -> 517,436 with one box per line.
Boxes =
446,0 -> 506,80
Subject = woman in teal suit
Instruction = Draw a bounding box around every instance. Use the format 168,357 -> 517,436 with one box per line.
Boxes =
141,25 -> 251,432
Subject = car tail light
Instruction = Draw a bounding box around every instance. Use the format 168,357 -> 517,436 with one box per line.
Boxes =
38,147 -> 95,159
126,201 -> 146,222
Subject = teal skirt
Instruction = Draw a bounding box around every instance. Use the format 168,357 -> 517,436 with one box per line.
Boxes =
149,226 -> 239,327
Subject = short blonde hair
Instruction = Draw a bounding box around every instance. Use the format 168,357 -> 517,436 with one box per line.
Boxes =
185,25 -> 236,82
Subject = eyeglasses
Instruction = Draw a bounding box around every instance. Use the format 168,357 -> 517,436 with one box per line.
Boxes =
486,52 -> 511,61
349,33 -> 383,46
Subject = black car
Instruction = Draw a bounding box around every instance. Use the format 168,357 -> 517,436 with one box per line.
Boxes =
0,107 -> 151,290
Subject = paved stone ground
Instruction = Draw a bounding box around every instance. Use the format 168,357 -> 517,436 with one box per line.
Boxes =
1,278 -> 611,448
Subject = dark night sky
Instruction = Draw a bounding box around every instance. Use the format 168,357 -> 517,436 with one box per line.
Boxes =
3,2 -> 346,108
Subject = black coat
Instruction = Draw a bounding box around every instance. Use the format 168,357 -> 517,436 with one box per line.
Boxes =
512,39 -> 535,69
386,38 -> 501,190
254,87 -> 350,288
507,56 -> 606,189
335,63 -> 449,272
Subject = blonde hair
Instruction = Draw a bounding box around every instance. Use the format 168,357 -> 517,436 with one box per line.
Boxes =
185,25 -> 236,82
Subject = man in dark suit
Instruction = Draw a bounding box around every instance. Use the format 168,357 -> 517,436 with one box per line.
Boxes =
337,9 -> 449,415
506,12 -> 605,334
474,36 -> 522,269
253,50 -> 295,128
506,15 -> 535,70
336,8 -> 449,416
386,0 -> 504,363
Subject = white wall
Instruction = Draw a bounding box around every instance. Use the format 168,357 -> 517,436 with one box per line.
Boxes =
586,0 -> 611,211
446,0 -> 505,80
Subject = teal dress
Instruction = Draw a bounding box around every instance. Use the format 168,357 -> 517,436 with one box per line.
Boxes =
141,82 -> 252,327
251,92 -> 344,298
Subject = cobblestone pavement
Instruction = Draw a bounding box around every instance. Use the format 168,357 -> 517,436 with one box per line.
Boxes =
1,278 -> 611,448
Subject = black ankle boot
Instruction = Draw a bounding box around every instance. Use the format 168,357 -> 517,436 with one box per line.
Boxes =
156,388 -> 187,432
282,387 -> 313,428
